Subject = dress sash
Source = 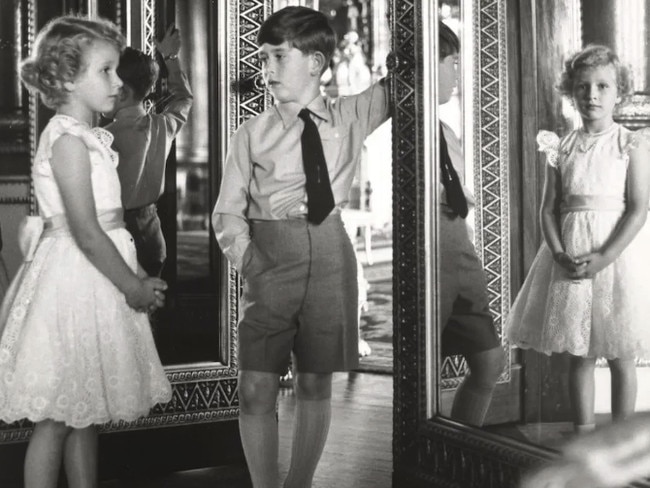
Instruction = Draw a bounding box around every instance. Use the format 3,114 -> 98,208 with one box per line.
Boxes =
561,195 -> 626,214
18,208 -> 126,261
0,208 -> 126,336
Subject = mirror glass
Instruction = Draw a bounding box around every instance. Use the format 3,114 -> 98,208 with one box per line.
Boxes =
271,0 -> 394,375
435,0 -> 650,450
151,0 -> 222,366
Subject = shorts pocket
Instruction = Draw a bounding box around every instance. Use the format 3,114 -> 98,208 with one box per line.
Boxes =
241,242 -> 273,279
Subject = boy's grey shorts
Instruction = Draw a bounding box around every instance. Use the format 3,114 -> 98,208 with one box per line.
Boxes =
238,212 -> 359,374
439,208 -> 500,357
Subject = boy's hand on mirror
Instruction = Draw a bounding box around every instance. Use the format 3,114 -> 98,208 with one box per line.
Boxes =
156,24 -> 181,58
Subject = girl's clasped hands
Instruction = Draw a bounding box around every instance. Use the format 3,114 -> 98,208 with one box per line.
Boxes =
129,266 -> 167,314
554,250 -> 611,280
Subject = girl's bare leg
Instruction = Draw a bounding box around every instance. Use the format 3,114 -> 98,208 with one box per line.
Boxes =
64,426 -> 98,488
24,419 -> 71,488
608,357 -> 637,422
569,355 -> 597,429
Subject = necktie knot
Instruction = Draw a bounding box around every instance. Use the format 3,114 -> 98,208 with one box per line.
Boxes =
298,108 -> 312,122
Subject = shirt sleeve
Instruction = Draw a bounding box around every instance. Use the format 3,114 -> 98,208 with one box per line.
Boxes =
336,78 -> 391,137
212,125 -> 252,272
160,59 -> 194,143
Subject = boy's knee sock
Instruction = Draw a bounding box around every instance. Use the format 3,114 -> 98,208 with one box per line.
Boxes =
239,411 -> 279,488
283,397 -> 331,488
450,377 -> 495,427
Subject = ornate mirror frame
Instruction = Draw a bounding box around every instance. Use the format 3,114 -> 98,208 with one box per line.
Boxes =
392,1 -> 556,485
0,0 -> 244,444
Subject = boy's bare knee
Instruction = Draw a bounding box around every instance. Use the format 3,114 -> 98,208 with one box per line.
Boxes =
467,346 -> 505,386
294,372 -> 332,400
238,370 -> 280,414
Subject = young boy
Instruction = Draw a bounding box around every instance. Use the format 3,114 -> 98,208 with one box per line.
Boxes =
212,7 -> 389,487
437,21 -> 505,426
104,25 -> 193,277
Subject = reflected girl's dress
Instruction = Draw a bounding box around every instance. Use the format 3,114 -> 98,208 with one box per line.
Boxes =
0,115 -> 171,428
505,124 -> 650,359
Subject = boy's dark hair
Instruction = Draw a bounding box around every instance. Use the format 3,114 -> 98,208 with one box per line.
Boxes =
258,6 -> 336,72
439,21 -> 459,60
117,47 -> 160,101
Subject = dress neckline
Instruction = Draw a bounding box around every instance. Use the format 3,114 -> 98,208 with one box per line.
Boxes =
578,123 -> 618,137
51,113 -> 91,128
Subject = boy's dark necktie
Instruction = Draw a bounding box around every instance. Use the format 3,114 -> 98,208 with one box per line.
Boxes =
298,109 -> 335,224
439,125 -> 468,219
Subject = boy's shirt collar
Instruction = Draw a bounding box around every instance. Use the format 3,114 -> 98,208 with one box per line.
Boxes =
274,95 -> 330,129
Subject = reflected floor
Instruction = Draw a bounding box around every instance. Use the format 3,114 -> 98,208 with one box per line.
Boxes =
486,367 -> 650,449
486,415 -> 611,449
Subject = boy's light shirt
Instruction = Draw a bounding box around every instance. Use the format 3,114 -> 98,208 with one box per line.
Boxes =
105,60 -> 193,209
213,80 -> 390,272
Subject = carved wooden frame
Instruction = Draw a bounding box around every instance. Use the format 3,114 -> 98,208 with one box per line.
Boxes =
392,1 -> 555,486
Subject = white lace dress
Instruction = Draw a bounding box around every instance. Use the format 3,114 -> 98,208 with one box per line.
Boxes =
505,123 -> 650,359
0,115 -> 171,428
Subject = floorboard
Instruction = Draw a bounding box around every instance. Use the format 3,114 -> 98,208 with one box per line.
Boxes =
98,371 -> 394,487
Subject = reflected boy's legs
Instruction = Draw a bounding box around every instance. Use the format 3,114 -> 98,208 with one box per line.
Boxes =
440,212 -> 503,426
451,345 -> 505,426
569,355 -> 597,430
608,357 -> 637,422
284,372 -> 333,488
238,370 -> 281,488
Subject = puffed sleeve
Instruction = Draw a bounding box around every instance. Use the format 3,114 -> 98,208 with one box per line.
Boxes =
626,128 -> 650,154
537,130 -> 561,167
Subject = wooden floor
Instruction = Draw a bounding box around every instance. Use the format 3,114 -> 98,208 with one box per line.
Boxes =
99,371 -> 393,488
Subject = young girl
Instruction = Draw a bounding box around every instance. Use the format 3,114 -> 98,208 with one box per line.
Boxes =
505,45 -> 650,434
0,15 -> 172,486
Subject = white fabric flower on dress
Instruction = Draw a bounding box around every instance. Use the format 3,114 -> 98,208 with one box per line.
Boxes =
537,130 -> 561,167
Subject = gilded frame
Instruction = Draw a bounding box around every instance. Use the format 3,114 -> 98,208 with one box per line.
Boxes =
392,0 -> 554,486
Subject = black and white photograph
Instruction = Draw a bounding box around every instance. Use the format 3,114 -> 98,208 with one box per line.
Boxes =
1,1 -> 650,487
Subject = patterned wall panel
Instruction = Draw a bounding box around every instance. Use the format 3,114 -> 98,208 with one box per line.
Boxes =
440,0 -> 511,390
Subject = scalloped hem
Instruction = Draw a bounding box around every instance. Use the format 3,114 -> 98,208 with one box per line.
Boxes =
509,341 -> 650,360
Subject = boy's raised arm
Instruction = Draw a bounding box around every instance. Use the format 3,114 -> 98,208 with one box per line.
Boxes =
335,77 -> 391,138
156,25 -> 194,137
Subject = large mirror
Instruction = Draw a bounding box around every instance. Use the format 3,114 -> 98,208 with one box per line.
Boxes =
393,0 -> 650,486
434,0 -> 650,448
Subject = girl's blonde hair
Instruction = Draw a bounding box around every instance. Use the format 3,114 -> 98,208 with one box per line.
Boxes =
558,44 -> 633,98
21,15 -> 125,109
